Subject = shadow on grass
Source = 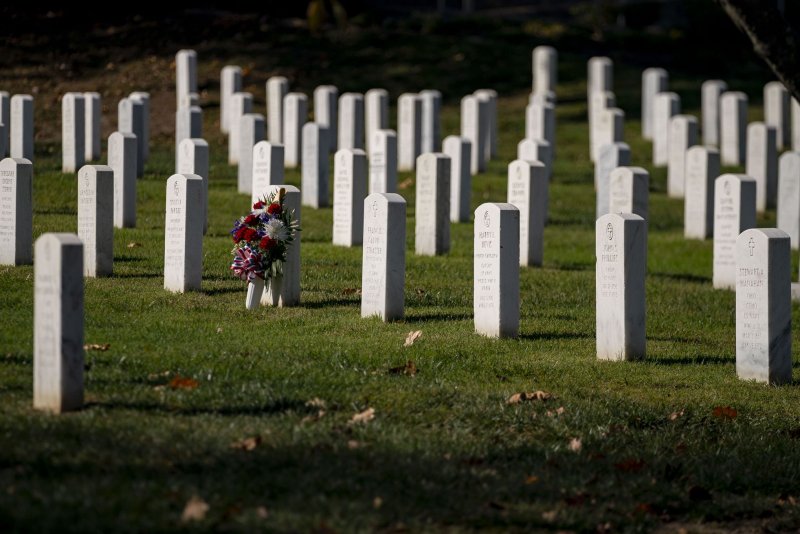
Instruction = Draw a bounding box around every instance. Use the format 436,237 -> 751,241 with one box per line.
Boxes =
403,311 -> 472,323
202,286 -> 243,296
88,397 -> 315,417
301,297 -> 360,309
647,355 -> 732,366
519,331 -> 591,341
112,272 -> 161,279
650,272 -> 710,284
113,255 -> 144,263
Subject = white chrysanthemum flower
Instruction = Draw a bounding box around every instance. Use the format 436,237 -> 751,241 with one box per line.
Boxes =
264,218 -> 289,241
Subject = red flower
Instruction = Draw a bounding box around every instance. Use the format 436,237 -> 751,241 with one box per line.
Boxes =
267,202 -> 281,215
259,236 -> 276,250
253,201 -> 265,210
232,226 -> 247,243
244,214 -> 258,226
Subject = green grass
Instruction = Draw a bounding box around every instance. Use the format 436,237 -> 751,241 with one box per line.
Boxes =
2,8 -> 800,533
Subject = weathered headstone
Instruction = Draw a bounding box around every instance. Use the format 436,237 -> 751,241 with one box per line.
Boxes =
365,88 -> 388,155
301,122 -> 330,208
83,92 -> 101,162
641,68 -> 668,140
261,185 -> 301,307
736,228 -> 791,385
361,193 -> 406,321
175,49 -> 197,107
129,92 -> 150,162
108,132 -> 137,229
652,92 -> 680,167
420,89 -> 442,154
777,151 -> 800,249
475,89 -> 498,159
76,165 -> 113,277
163,174 -> 204,292
595,213 -> 646,361
507,159 -> 547,266
33,233 -> 84,413
283,92 -> 307,169
532,46 -> 557,94
701,80 -> 727,147
746,122 -> 778,212
415,153 -> 450,256
314,85 -> 338,151
764,81 -> 790,150
713,174 -> 757,289
525,101 -> 556,159
593,107 -> 624,163
595,142 -> 631,214
333,148 -> 367,247
175,105 -> 202,168
720,91 -> 748,166
220,66 -> 242,135
338,92 -> 364,151
61,93 -> 85,173
398,93 -> 422,172
608,166 -> 649,221
684,146 -> 720,239
589,91 -> 615,163
176,138 -> 209,234
667,114 -> 698,198
443,135 -> 471,223
251,141 -> 284,205
369,129 -> 397,194
267,76 -> 289,144
11,94 -> 34,161
118,97 -> 144,176
474,202 -> 520,338
0,157 -> 32,265
228,92 -> 253,165
237,113 -> 265,195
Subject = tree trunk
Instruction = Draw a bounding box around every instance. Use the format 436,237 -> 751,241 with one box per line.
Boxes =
717,0 -> 800,102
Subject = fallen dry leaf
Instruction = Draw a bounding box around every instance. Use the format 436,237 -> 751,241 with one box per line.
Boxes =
668,409 -> 685,421
541,510 -> 557,522
306,398 -> 327,409
256,506 -> 269,519
524,475 -> 539,485
341,287 -> 361,295
126,242 -> 142,248
347,440 -> 363,449
168,375 -> 199,390
507,390 -> 552,405
301,410 -> 326,424
389,360 -> 417,376
230,435 -> 261,451
568,437 -> 582,452
546,406 -> 566,417
404,330 -> 422,347
349,407 -> 375,425
373,496 -> 383,509
181,495 -> 209,522
83,343 -> 110,351
712,406 -> 737,420
398,177 -> 414,190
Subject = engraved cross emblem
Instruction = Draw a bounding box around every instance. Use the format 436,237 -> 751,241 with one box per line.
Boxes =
174,180 -> 180,197
748,237 -> 755,256
372,200 -> 378,218
724,180 -> 731,196
606,223 -> 614,241
483,210 -> 490,228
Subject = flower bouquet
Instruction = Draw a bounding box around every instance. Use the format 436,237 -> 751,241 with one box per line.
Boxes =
230,188 -> 300,309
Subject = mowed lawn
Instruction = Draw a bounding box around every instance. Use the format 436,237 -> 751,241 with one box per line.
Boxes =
1,9 -> 800,532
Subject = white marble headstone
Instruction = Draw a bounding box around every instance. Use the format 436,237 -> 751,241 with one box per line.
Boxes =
667,114 -> 698,198
251,141 -> 284,205
83,92 -> 101,162
220,66 -> 242,135
0,92 -> 9,157
283,92 -> 307,169
764,81 -> 790,150
684,146 -> 720,240
713,174 -> 757,289
77,165 -> 113,277
641,68 -> 668,140
365,88 -> 389,155
589,91 -> 615,163
595,142 -> 631,215
228,92 -> 253,165
474,89 -> 497,159
474,202 -> 520,338
11,95 -> 34,161
129,92 -> 150,162
525,102 -> 556,158
361,193 -> 406,321
163,174 -> 204,292
532,46 -> 557,94
720,91 -> 747,166
34,233 -> 84,413
420,89 -> 442,154
267,76 -> 289,144
338,92 -> 364,151
593,107 -> 624,163
745,122 -> 777,212
652,92 -> 680,167
0,157 -> 32,265
701,80 -> 727,147
461,94 -> 483,174
443,135 -> 471,223
415,153 -> 450,256
177,138 -> 209,234
507,159 -> 547,266
261,185 -> 301,307
587,56 -> 613,110
108,132 -> 137,229
332,148 -> 367,247
793,98 -> 800,152
238,113 -> 265,195
398,93 -> 422,172
118,97 -> 144,176
62,93 -> 86,173
595,213 -> 646,361
175,49 -> 197,106
736,228 -> 791,385
314,85 -> 338,151
777,151 -> 800,249
301,122 -> 329,208
609,166 -> 649,221
369,129 -> 397,194
175,105 -> 202,168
